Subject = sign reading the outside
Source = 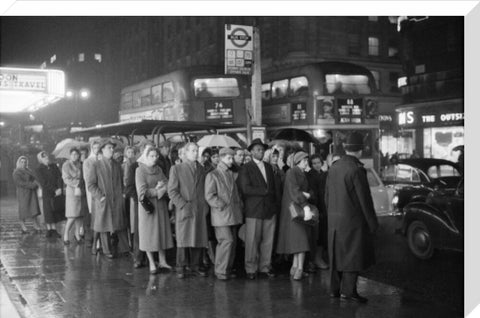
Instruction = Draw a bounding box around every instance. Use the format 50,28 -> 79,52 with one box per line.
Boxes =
398,109 -> 464,128
205,100 -> 233,122
336,98 -> 364,124
292,102 -> 307,123
225,24 -> 253,75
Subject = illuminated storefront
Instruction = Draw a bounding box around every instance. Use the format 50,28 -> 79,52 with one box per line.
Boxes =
396,98 -> 464,162
0,67 -> 65,113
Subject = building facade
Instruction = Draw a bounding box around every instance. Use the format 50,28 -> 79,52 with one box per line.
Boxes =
395,16 -> 464,162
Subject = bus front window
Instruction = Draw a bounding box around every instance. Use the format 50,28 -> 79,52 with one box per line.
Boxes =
194,78 -> 240,98
325,74 -> 371,95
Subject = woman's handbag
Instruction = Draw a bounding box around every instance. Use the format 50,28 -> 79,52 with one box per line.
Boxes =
140,195 -> 155,214
289,202 -> 319,226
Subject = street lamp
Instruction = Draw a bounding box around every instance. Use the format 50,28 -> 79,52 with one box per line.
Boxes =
65,88 -> 90,125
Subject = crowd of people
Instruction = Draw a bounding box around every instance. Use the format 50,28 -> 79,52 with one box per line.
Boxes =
11,131 -> 378,303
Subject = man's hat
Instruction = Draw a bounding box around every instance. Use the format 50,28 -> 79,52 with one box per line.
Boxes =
99,138 -> 117,150
343,132 -> 364,152
247,138 -> 268,152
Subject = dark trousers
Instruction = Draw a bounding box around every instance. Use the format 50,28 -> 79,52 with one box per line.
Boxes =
330,270 -> 359,296
306,224 -> 320,264
131,199 -> 146,264
99,229 -> 130,255
176,247 -> 203,269
214,226 -> 237,275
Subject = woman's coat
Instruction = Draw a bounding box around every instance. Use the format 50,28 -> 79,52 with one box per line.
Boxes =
12,167 -> 41,220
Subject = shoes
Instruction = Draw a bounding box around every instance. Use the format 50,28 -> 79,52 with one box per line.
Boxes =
133,261 -> 144,269
63,240 -> 70,246
176,267 -> 186,279
216,273 -> 229,280
259,270 -> 276,278
192,267 -> 208,277
246,273 -> 257,280
340,293 -> 368,303
293,268 -> 303,280
315,259 -> 329,270
290,266 -> 297,277
149,268 -> 159,275
305,262 -> 317,274
329,291 -> 340,298
228,272 -> 237,279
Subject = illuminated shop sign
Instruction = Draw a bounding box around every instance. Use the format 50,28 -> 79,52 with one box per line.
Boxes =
398,110 -> 464,127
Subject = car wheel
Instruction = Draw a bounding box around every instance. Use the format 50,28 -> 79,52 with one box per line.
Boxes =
407,220 -> 434,260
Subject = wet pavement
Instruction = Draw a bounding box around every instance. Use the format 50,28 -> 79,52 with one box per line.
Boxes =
0,196 -> 463,318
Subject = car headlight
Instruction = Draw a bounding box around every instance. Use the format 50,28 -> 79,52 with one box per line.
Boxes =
392,195 -> 399,207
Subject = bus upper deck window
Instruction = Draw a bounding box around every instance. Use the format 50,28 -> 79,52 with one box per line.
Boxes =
261,83 -> 271,101
325,74 -> 371,95
162,82 -> 174,102
194,78 -> 240,98
272,79 -> 288,99
289,76 -> 309,97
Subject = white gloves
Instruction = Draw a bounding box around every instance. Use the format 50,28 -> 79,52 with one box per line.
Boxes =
303,205 -> 313,221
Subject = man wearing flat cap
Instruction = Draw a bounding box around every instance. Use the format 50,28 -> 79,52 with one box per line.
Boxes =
86,139 -> 129,258
204,147 -> 243,280
157,140 -> 172,178
237,139 -> 281,279
325,132 -> 378,303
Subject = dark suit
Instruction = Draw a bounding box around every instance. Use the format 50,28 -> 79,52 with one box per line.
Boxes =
237,159 -> 280,274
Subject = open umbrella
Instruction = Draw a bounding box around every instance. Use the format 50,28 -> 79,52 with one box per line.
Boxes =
197,134 -> 241,148
52,139 -> 90,159
270,128 -> 319,144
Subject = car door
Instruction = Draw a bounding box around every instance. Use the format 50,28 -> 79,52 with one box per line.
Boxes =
366,168 -> 394,216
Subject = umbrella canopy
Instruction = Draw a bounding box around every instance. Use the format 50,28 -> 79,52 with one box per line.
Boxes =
197,134 -> 241,148
52,139 -> 90,159
270,128 -> 319,144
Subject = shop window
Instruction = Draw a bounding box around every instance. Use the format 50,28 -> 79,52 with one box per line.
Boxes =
162,82 -> 174,102
94,53 -> 102,63
272,79 -> 289,99
194,78 -> 239,97
261,83 -> 271,101
289,76 -> 309,97
368,37 -> 379,56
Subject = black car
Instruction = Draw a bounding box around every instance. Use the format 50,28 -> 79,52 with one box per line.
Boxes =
381,158 -> 462,213
401,178 -> 464,259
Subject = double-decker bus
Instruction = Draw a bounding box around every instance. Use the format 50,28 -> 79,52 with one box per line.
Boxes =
261,61 -> 382,169
119,66 -> 250,126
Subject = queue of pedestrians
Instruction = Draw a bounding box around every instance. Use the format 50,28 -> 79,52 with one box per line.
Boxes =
11,132 -> 378,303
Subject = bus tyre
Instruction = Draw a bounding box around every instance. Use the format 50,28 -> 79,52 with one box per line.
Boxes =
407,220 -> 434,260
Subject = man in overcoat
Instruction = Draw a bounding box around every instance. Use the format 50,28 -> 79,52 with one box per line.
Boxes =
168,142 -> 209,278
86,139 -> 129,258
325,132 -> 379,303
83,140 -> 101,251
237,139 -> 281,279
205,148 -> 243,280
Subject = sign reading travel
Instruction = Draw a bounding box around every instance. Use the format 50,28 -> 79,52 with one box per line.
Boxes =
225,24 -> 253,75
205,100 -> 233,122
336,98 -> 364,124
0,69 -> 47,92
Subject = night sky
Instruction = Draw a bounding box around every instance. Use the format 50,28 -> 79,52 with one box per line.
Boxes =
1,17 -> 105,67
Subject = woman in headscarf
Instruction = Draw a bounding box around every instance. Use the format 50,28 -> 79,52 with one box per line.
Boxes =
12,156 -> 42,233
136,147 -> 173,274
276,151 -> 315,280
62,148 -> 88,245
35,151 -> 65,238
